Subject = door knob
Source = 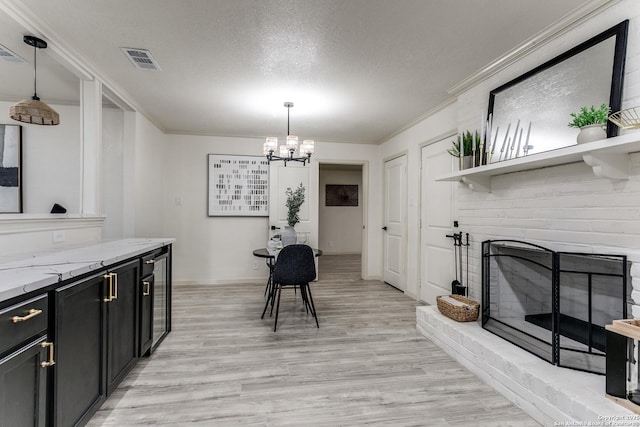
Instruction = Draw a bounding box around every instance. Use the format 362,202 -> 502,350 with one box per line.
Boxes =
382,226 -> 388,231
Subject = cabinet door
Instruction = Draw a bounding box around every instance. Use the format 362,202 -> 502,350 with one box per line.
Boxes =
54,273 -> 106,427
152,249 -> 171,351
0,337 -> 48,427
106,260 -> 139,395
139,275 -> 154,357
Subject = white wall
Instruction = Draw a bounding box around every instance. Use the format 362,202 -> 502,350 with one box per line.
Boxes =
0,100 -> 168,257
319,166 -> 363,254
101,107 -> 125,238
162,135 -> 380,283
0,102 -> 103,255
134,111 -> 167,238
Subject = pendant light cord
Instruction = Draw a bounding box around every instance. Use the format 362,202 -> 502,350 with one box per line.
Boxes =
32,43 -> 39,101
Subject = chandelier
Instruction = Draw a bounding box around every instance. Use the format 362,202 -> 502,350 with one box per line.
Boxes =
10,35 -> 60,126
263,102 -> 314,166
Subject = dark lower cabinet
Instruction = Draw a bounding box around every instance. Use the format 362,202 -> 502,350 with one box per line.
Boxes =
105,260 -> 139,395
139,275 -> 154,357
1,244 -> 171,426
53,273 -> 106,427
0,336 -> 48,427
54,259 -> 140,425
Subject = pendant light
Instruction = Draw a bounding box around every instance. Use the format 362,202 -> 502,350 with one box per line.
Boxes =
263,102 -> 314,166
10,35 -> 60,126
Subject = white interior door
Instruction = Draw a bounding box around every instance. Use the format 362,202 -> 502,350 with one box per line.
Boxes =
269,161 -> 319,250
420,138 -> 455,304
383,155 -> 406,290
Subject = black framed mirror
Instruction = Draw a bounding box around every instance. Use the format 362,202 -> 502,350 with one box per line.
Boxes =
487,20 -> 628,160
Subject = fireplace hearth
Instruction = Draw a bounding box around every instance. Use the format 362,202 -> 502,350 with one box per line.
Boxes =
482,240 -> 629,374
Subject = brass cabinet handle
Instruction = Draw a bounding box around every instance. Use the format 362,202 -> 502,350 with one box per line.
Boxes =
103,273 -> 113,302
143,281 -> 151,296
40,342 -> 55,368
113,273 -> 118,300
145,259 -> 155,264
11,308 -> 43,323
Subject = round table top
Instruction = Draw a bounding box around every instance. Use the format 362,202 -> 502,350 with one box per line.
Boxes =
252,247 -> 322,258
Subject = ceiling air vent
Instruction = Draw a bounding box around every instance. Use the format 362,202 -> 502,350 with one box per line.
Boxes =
121,47 -> 161,71
0,44 -> 25,63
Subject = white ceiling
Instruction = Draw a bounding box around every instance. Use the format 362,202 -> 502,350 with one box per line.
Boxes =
1,0 -> 589,143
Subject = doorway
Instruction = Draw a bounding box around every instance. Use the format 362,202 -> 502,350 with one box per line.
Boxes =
318,163 -> 364,280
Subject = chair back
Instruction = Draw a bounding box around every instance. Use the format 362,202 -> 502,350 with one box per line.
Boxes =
273,244 -> 316,285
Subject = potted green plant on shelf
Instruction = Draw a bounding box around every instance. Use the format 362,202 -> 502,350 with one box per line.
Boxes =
282,183 -> 305,246
568,104 -> 610,144
448,130 -> 481,169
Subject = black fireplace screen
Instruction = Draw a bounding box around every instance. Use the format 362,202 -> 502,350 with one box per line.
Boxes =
482,240 -> 629,375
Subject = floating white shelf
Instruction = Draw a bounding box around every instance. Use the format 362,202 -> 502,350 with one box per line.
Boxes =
435,132 -> 640,192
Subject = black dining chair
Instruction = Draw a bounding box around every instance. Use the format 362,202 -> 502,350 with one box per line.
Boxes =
264,244 -> 319,332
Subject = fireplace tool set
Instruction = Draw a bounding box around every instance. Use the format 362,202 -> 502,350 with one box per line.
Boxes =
445,232 -> 470,296
437,231 -> 479,322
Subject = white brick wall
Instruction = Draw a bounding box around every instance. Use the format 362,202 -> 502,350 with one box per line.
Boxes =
453,1 -> 640,311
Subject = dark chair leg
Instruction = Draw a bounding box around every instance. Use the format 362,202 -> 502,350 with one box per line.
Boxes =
264,274 -> 271,296
262,276 -> 278,319
261,285 -> 271,319
273,284 -> 282,332
305,284 -> 319,328
299,284 -> 309,314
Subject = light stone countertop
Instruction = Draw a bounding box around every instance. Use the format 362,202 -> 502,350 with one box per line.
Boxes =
0,238 -> 175,303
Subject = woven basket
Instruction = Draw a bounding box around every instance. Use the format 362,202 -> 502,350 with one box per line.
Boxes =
436,295 -> 479,322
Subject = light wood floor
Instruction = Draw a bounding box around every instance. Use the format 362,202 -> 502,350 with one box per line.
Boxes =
87,254 -> 539,426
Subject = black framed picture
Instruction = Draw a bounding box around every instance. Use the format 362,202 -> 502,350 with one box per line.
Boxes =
326,184 -> 358,207
0,124 -> 22,213
207,154 -> 269,216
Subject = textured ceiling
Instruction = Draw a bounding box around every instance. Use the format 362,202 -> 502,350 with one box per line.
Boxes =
1,0 -> 588,143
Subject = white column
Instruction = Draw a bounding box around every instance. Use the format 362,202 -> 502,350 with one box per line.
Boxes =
80,79 -> 102,216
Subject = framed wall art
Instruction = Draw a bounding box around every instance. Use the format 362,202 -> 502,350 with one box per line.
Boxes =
325,184 -> 358,207
0,124 -> 22,213
207,154 -> 269,217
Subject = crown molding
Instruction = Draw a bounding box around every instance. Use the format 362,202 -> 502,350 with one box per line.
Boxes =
447,0 -> 621,96
377,96 -> 457,144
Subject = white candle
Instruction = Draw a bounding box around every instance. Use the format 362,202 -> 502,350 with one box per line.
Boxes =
489,125 -> 499,163
524,121 -> 532,156
499,123 -> 511,158
515,128 -> 523,158
491,126 -> 499,154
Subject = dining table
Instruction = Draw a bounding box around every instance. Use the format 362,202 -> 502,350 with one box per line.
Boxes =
252,247 -> 323,317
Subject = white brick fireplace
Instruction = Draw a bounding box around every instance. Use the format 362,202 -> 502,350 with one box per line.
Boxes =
416,2 -> 640,424
450,0 -> 640,327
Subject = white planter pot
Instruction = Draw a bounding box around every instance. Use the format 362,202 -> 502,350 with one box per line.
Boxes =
281,226 -> 297,246
461,155 -> 473,170
577,124 -> 606,144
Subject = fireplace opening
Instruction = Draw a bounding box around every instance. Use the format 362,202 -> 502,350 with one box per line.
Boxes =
482,240 -> 629,375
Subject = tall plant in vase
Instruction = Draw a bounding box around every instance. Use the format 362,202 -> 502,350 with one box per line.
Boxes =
282,183 -> 305,246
